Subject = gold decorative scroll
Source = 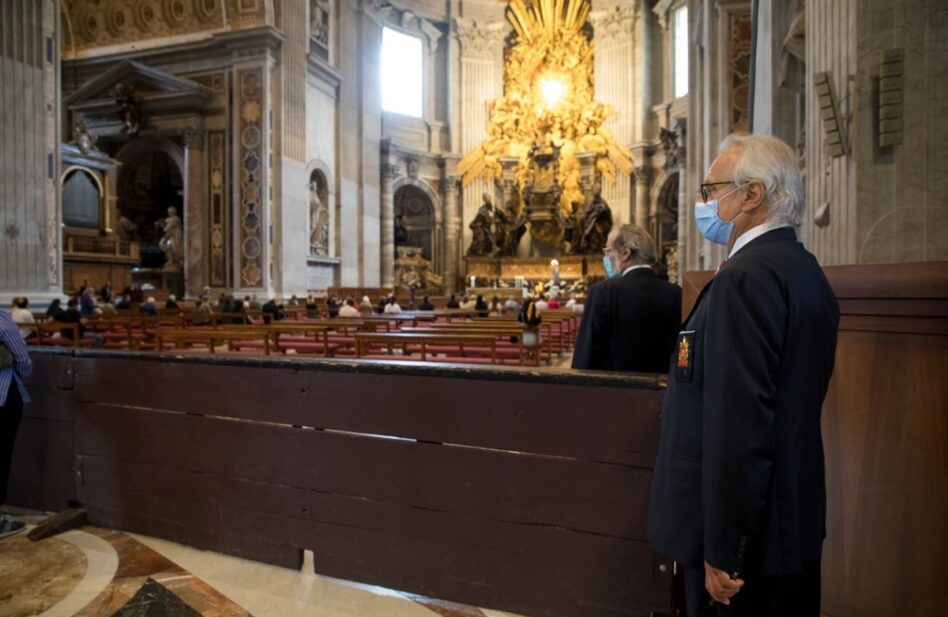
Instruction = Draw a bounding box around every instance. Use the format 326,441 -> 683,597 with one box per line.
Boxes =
458,0 -> 633,212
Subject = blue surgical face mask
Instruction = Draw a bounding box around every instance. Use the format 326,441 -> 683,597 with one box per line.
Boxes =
694,185 -> 746,245
602,255 -> 615,278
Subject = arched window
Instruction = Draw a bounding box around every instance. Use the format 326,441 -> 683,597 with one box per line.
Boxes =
62,169 -> 101,229
381,26 -> 423,118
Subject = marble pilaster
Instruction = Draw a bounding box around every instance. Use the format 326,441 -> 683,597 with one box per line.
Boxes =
441,174 -> 461,295
380,160 -> 398,288
183,127 -> 207,297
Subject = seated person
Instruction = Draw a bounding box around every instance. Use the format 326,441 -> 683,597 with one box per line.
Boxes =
338,297 -> 360,318
474,295 -> 489,316
535,294 -> 550,311
80,287 -> 98,315
10,297 -> 35,340
262,297 -> 285,321
46,299 -> 66,321
504,297 -> 519,312
383,297 -> 402,314
418,295 -> 435,311
446,294 -> 460,309
327,295 -> 342,318
140,297 -> 159,316
358,295 -> 374,317
165,295 -> 179,310
62,298 -> 103,347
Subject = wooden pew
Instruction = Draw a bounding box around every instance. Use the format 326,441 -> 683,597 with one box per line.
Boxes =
23,322 -> 81,348
399,326 -> 531,365
155,328 -> 272,355
354,332 -> 499,364
424,321 -> 555,364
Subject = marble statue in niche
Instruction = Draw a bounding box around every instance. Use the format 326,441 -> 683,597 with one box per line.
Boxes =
309,179 -> 330,256
157,206 -> 183,269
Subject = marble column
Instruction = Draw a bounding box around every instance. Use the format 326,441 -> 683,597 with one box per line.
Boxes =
183,127 -> 207,298
633,165 -> 652,229
380,162 -> 398,288
442,175 -> 461,295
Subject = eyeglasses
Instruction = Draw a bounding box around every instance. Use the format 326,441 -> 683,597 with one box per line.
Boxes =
699,181 -> 734,202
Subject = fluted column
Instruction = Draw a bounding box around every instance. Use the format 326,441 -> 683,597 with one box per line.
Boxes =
442,175 -> 461,295
380,161 -> 398,288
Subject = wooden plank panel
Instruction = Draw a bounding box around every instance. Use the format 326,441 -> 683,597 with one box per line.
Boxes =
75,403 -> 652,540
78,455 -> 655,568
24,353 -> 74,391
8,417 -> 75,509
73,357 -> 663,467
79,482 -> 665,617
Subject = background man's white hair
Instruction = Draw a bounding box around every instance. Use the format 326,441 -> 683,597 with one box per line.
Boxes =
610,224 -> 657,265
719,133 -> 804,227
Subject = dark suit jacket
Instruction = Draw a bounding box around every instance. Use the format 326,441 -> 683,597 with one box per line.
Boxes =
647,227 -> 839,577
571,267 -> 681,372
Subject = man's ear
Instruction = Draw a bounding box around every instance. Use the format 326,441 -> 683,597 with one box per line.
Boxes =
742,180 -> 766,212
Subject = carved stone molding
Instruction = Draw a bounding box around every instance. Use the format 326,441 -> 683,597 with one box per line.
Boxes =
404,155 -> 420,179
634,165 -> 654,186
381,162 -> 401,181
589,6 -> 636,46
455,18 -> 508,59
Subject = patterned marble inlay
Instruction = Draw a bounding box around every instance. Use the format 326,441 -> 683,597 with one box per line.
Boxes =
729,12 -> 753,133
209,131 -> 227,286
0,533 -> 86,616
238,69 -> 265,288
1,520 -> 532,617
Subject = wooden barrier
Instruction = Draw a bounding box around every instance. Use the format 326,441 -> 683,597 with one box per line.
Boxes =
9,351 -> 671,617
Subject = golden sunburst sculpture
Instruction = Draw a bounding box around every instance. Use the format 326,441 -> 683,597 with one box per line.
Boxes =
458,0 -> 634,213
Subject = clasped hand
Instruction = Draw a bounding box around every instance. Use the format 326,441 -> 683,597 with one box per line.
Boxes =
704,561 -> 744,605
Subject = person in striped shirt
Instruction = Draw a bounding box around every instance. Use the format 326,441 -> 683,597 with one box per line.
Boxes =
0,309 -> 31,539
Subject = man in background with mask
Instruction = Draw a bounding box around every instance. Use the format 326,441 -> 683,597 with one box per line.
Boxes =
571,225 -> 680,372
648,133 -> 839,616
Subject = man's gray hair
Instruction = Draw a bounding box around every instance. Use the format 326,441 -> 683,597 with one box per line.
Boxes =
719,133 -> 804,227
611,224 -> 657,265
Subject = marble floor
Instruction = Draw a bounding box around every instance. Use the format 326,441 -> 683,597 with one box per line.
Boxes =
0,510 -> 529,617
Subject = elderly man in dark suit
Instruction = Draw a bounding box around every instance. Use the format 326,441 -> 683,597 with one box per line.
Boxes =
571,225 -> 681,373
648,133 -> 839,616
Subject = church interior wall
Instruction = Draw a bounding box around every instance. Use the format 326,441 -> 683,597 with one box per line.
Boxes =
851,0 -> 948,265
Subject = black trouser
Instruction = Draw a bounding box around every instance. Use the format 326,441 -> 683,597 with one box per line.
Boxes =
0,385 -> 24,505
684,559 -> 821,617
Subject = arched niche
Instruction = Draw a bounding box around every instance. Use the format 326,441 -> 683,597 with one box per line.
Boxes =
393,177 -> 442,272
114,140 -> 185,268
306,159 -> 335,257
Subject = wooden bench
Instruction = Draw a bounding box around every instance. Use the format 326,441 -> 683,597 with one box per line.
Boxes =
398,326 -> 534,365
23,322 -> 81,348
354,332 -> 499,364
155,329 -> 273,355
